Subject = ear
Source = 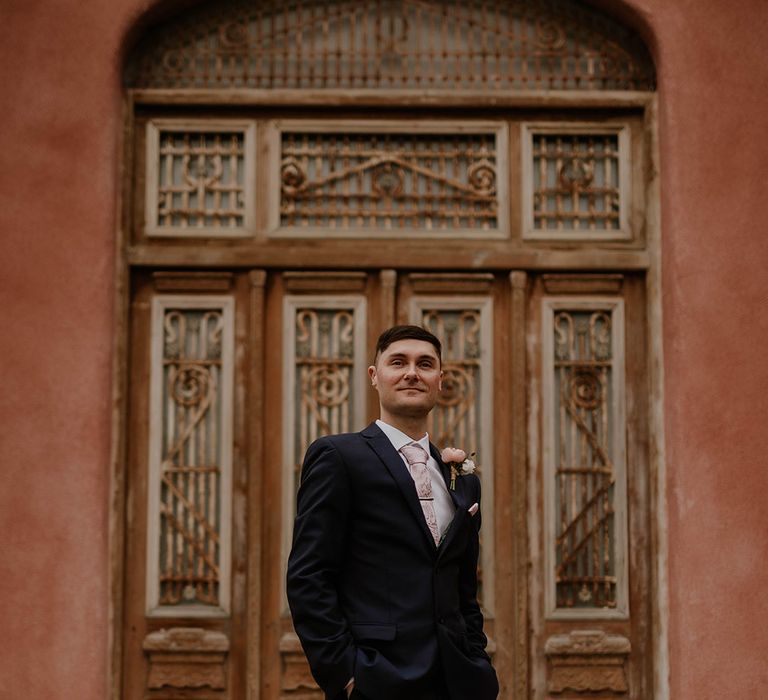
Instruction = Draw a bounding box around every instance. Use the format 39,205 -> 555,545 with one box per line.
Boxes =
368,365 -> 377,388
438,368 -> 443,392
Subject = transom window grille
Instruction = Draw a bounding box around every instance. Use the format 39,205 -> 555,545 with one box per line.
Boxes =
125,0 -> 655,92
146,296 -> 235,616
281,296 -> 367,602
271,122 -> 507,237
523,124 -> 630,240
413,298 -> 495,612
542,298 -> 628,618
145,121 -> 255,237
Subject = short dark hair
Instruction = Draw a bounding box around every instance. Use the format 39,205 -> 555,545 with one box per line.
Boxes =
374,325 -> 442,364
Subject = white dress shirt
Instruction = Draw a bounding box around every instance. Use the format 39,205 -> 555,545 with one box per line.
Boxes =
375,419 -> 456,538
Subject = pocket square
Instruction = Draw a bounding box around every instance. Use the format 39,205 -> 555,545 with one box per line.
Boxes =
468,503 -> 479,516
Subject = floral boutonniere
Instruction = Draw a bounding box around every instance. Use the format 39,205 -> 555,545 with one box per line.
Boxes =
441,447 -> 477,490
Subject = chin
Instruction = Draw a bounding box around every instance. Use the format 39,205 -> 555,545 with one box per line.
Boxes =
394,398 -> 436,413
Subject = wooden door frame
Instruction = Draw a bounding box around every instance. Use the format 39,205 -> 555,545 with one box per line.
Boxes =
107,90 -> 669,699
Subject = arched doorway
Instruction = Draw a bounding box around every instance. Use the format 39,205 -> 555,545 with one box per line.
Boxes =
116,1 -> 661,697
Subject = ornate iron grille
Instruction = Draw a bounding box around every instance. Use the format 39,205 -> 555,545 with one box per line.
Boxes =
533,132 -> 621,231
421,307 -> 488,604
157,308 -> 227,608
553,309 -> 617,609
280,130 -> 498,231
125,0 -> 655,91
153,129 -> 246,230
422,309 -> 482,450
293,307 -> 357,479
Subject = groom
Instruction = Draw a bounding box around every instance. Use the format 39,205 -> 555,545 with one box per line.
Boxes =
287,325 -> 498,700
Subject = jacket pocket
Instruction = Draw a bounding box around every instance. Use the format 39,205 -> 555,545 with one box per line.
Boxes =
350,622 -> 397,641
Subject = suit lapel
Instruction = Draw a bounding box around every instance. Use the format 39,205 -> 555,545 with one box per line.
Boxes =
430,443 -> 461,510
362,423 -> 437,552
429,443 -> 473,556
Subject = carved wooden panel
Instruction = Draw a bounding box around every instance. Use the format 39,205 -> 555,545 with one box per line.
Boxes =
542,299 -> 628,618
545,630 -> 631,695
279,632 -> 323,699
143,627 -> 229,691
270,121 -> 507,237
523,124 -> 630,240
125,0 -> 655,91
146,297 -> 235,616
145,120 -> 255,237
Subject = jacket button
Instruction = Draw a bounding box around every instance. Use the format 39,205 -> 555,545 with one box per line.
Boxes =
438,617 -> 445,623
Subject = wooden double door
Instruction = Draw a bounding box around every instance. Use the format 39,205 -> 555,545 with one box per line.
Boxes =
122,266 -> 652,699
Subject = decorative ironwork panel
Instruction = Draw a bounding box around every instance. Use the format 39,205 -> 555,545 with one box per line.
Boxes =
146,121 -> 255,237
547,304 -> 626,613
293,307 -> 358,460
421,309 -> 483,451
282,296 -> 367,597
147,298 -> 234,615
125,0 -> 655,92
417,300 -> 494,612
530,130 -> 624,233
278,127 -> 502,234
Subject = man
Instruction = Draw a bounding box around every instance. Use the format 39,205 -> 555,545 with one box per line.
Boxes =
287,325 -> 498,700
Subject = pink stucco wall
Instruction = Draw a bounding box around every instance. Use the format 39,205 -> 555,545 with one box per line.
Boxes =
650,1 -> 768,694
0,1 -> 766,697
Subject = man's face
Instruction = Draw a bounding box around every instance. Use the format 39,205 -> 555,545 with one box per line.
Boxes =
368,338 -> 442,420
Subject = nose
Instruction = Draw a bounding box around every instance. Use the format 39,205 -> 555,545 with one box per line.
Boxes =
403,363 -> 419,378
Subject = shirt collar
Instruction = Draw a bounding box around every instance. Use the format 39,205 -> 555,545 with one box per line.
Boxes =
375,419 -> 431,455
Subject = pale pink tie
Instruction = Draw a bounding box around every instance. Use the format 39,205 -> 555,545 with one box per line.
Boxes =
401,443 -> 440,545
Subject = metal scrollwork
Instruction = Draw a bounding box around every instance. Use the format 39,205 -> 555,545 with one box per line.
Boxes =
294,308 -> 357,472
533,133 -> 621,232
157,308 -> 227,608
170,366 -> 212,406
558,157 -> 594,189
568,369 -> 602,410
371,163 -> 405,198
438,366 -> 474,408
422,307 -> 487,604
126,0 -> 655,91
534,18 -> 567,51
280,131 -> 499,231
468,159 -> 497,197
219,21 -> 248,47
304,365 -> 350,407
156,131 -> 246,230
553,309 -> 617,609
281,157 -> 306,195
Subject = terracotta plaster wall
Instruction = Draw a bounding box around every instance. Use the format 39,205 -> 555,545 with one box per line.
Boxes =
0,1 -> 767,698
0,1 -> 139,698
644,0 -> 768,695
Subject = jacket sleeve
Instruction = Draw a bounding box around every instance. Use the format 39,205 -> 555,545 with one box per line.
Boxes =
286,437 -> 356,696
457,474 -> 492,660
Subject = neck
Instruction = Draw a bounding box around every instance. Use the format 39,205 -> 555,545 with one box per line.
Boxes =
379,411 -> 428,441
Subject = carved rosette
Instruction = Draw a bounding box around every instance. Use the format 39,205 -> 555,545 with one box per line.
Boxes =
143,627 -> 229,690
544,630 -> 631,695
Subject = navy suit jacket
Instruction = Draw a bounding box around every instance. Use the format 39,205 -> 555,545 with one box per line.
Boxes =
286,422 -> 499,700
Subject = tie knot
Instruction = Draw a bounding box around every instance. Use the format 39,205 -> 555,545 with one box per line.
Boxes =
401,443 -> 428,467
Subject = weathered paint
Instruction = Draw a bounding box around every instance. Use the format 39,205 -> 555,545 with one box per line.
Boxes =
0,0 -> 766,697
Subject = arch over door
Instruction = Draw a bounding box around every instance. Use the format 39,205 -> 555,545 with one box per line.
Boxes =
125,0 -> 655,92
